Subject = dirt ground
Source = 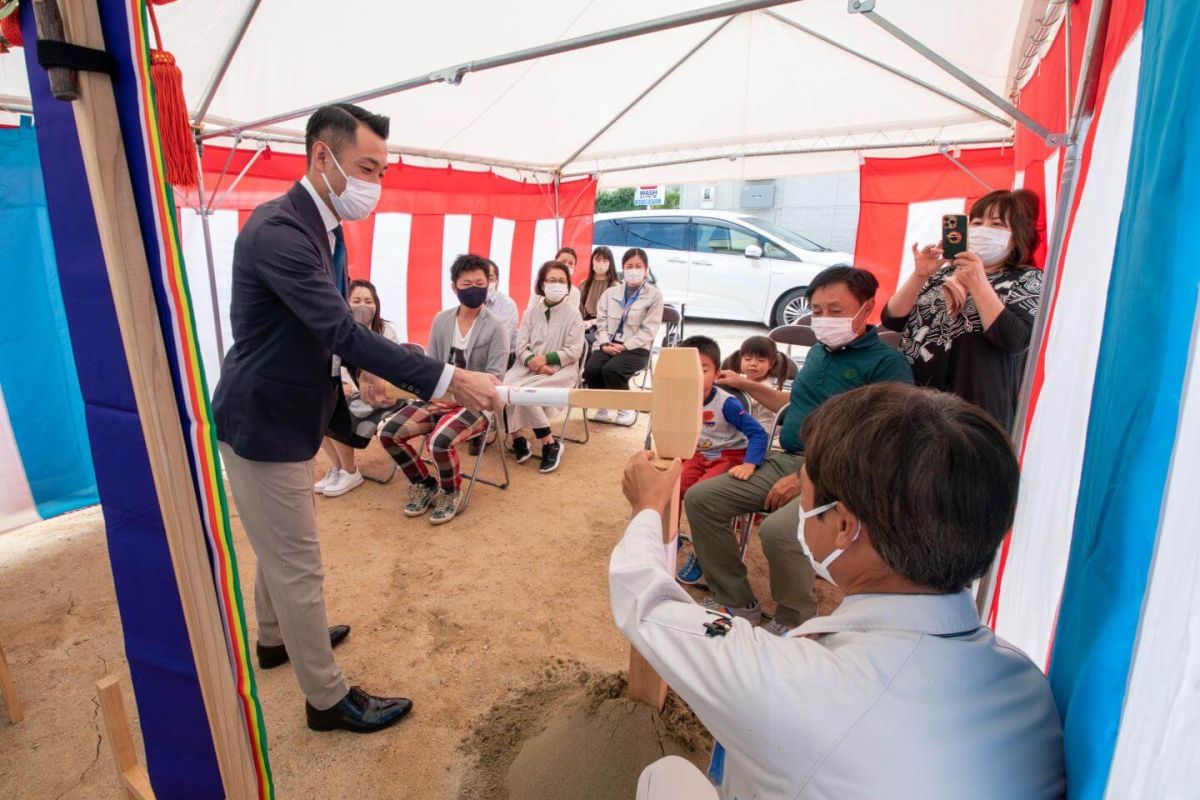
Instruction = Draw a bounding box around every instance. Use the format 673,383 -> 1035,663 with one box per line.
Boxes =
0,412 -> 836,799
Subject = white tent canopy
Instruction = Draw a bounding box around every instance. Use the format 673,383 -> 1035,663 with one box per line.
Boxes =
0,0 -> 1058,185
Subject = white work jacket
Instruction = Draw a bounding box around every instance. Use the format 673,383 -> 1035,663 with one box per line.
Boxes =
610,510 -> 1066,800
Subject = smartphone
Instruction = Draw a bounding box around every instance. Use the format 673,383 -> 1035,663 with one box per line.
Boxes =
942,214 -> 968,259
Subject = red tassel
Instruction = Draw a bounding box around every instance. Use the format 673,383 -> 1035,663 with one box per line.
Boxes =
1,8 -> 22,50
146,2 -> 197,186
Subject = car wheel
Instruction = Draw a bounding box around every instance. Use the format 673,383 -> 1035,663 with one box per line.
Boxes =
773,288 -> 810,327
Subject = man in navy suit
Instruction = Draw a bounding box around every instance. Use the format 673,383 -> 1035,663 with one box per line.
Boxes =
213,103 -> 500,733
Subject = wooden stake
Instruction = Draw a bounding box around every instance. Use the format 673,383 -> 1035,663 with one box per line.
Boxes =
97,675 -> 155,800
53,0 -> 259,795
625,481 -> 680,712
0,640 -> 23,723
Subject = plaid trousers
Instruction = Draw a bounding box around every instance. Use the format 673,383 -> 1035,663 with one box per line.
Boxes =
377,402 -> 489,492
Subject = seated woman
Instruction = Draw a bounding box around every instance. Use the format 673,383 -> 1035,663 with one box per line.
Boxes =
578,246 -> 618,343
614,382 -> 1065,799
881,188 -> 1043,430
583,247 -> 664,426
502,260 -> 584,474
316,279 -> 400,498
377,254 -> 508,526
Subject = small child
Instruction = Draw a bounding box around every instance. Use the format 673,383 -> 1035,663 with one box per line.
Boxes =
678,336 -> 769,501
721,335 -> 791,432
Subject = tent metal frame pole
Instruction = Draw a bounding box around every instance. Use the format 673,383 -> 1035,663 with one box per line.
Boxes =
200,0 -> 798,140
205,135 -> 242,209
193,0 -> 262,124
553,173 -> 562,248
559,135 -> 1011,178
764,9 -> 1010,128
193,137 -> 226,368
937,145 -> 994,192
850,1 -> 1060,146
210,142 -> 266,212
554,17 -> 735,172
975,0 -> 1114,619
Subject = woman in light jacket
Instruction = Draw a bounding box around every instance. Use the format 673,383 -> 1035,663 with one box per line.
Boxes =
503,260 -> 584,474
584,247 -> 664,426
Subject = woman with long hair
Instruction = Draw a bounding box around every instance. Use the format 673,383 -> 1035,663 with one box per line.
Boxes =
315,279 -> 399,498
579,246 -> 618,339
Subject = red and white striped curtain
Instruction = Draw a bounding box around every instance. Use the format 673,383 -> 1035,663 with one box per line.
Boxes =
175,147 -> 596,392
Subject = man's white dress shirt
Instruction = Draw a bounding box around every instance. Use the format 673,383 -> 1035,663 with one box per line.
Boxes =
611,509 -> 1065,800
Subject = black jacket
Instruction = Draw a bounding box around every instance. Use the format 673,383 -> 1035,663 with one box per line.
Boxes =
213,182 -> 444,462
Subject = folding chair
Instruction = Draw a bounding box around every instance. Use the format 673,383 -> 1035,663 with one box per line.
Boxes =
733,405 -> 788,559
456,411 -> 511,515
769,322 -> 816,369
636,304 -> 684,391
362,341 -> 428,485
557,339 -> 592,445
878,330 -> 903,350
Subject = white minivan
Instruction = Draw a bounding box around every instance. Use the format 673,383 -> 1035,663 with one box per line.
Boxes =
592,210 -> 853,327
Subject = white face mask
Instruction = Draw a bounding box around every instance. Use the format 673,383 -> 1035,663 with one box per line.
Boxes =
544,283 -> 569,302
797,500 -> 859,586
487,282 -> 498,302
623,267 -> 646,286
967,225 -> 1012,267
593,260 -> 610,275
319,143 -> 381,221
811,304 -> 865,350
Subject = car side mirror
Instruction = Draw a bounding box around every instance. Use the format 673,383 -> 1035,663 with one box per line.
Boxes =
745,244 -> 763,259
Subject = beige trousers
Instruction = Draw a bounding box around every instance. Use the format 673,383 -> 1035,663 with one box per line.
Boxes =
219,443 -> 349,710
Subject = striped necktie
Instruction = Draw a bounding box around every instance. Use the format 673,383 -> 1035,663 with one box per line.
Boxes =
332,224 -> 348,298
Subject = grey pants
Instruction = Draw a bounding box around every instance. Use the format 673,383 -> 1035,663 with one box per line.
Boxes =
683,452 -> 817,627
219,443 -> 350,710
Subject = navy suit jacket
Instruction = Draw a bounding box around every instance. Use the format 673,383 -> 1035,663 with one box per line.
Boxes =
213,182 -> 444,462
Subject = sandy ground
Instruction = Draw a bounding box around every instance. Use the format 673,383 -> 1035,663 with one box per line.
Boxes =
0,321 -> 837,799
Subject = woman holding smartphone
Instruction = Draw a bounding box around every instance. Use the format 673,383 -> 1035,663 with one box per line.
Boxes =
881,189 -> 1043,430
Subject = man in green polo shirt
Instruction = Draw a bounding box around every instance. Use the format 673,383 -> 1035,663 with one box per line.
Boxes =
680,266 -> 913,634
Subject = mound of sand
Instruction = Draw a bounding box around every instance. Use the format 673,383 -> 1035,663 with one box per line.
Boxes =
459,660 -> 712,800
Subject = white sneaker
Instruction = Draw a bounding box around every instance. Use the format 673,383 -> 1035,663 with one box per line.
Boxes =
313,466 -> 339,494
323,469 -> 364,498
615,409 -> 637,426
593,408 -> 612,423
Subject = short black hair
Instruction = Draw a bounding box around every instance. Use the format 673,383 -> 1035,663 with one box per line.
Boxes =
555,246 -> 578,262
485,259 -> 501,282
804,266 -> 879,304
305,103 -> 390,164
535,260 -> 572,296
680,335 -> 721,370
450,253 -> 491,284
801,383 -> 1020,592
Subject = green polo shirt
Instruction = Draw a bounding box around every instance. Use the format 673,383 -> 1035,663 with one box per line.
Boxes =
779,326 -> 914,452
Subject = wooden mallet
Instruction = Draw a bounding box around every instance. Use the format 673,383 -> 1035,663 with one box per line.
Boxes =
377,348 -> 703,709
499,348 -> 704,709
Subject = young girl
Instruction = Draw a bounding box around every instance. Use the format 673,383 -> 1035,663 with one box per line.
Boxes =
721,335 -> 791,431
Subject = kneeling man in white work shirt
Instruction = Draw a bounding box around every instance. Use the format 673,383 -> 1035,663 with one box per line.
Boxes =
611,382 -> 1065,800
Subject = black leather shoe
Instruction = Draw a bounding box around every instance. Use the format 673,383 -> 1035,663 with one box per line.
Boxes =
257,624 -> 350,670
306,686 -> 413,733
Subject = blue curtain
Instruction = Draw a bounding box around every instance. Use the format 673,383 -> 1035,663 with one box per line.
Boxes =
0,119 -> 97,520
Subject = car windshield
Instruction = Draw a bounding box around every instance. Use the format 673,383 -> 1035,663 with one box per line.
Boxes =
741,217 -> 829,252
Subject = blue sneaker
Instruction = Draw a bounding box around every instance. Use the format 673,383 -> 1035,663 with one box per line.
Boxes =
677,554 -> 705,585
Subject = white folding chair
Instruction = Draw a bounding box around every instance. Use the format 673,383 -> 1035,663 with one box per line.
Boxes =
456,411 -> 511,515
557,339 -> 592,445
